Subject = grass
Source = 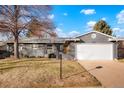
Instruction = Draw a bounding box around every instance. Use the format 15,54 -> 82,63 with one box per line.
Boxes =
117,59 -> 124,62
0,58 -> 101,88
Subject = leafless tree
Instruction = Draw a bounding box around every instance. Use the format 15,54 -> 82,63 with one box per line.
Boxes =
27,18 -> 57,38
0,5 -> 52,59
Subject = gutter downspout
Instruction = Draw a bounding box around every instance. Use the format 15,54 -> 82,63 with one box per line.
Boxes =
115,40 -> 118,60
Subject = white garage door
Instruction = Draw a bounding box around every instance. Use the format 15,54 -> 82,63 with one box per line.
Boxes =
76,43 -> 114,60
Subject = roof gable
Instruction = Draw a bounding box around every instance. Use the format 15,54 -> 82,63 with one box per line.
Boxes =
76,31 -> 115,39
75,31 -> 116,43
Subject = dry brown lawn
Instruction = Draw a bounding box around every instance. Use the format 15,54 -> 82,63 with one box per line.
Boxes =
0,58 -> 101,88
118,59 -> 124,62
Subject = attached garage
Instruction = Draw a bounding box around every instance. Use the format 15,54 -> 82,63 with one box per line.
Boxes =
75,31 -> 118,60
76,43 -> 116,60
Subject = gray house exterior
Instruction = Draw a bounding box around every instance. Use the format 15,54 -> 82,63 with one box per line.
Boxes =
74,31 -> 124,60
6,37 -> 80,59
76,31 -> 115,43
75,31 -> 118,60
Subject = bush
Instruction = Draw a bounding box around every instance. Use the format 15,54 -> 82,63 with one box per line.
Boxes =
0,50 -> 11,59
48,53 -> 56,58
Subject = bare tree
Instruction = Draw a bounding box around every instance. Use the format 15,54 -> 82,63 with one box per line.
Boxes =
0,5 -> 52,59
0,32 -> 13,41
27,18 -> 57,38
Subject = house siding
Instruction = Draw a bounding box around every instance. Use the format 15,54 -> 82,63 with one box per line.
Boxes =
77,32 -> 113,43
6,43 -> 65,58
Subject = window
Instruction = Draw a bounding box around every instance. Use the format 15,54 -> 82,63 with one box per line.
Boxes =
32,44 -> 38,49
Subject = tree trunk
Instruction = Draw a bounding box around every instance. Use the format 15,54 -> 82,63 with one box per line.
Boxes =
14,36 -> 19,59
13,5 -> 19,59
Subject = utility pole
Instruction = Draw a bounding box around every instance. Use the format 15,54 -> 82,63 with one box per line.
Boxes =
60,54 -> 62,79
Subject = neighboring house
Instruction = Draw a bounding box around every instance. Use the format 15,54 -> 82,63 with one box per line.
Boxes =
109,37 -> 124,59
2,31 -> 124,60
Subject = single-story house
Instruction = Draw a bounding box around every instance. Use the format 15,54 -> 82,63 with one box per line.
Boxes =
2,31 -> 124,60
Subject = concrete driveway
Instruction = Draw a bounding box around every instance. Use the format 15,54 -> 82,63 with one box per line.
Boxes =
79,60 -> 124,88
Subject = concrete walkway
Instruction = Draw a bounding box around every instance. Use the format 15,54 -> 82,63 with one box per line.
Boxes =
79,60 -> 124,88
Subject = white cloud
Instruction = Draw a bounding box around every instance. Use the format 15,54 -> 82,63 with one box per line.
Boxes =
55,28 -> 80,37
80,9 -> 96,15
47,14 -> 54,19
101,17 -> 106,21
86,21 -> 96,31
116,10 -> 124,24
63,13 -> 68,16
87,21 -> 96,27
68,31 -> 80,37
112,27 -> 124,37
55,28 -> 67,37
112,27 -> 124,32
112,28 -> 121,32
20,9 -> 30,15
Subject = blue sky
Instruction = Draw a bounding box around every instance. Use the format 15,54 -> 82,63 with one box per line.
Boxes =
49,5 -> 124,37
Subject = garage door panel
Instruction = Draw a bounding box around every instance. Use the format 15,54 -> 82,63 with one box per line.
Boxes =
76,43 -> 114,60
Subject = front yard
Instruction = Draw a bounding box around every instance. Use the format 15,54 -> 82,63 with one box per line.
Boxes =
0,58 -> 101,88
118,59 -> 124,62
